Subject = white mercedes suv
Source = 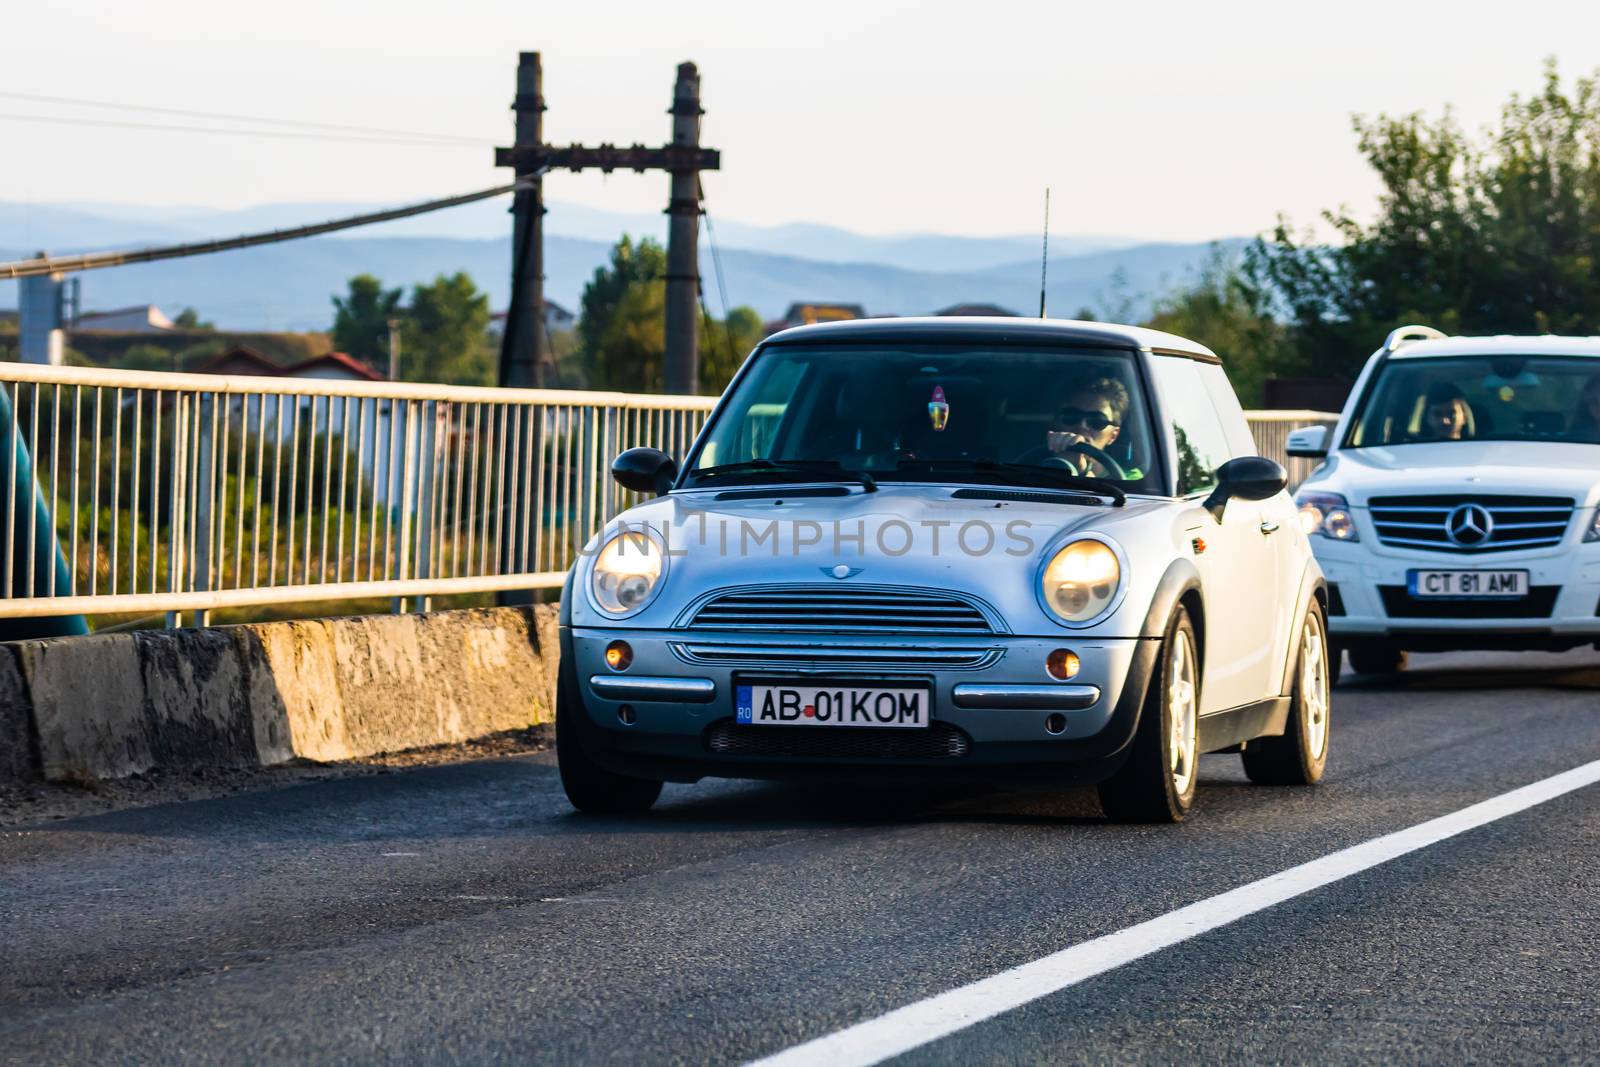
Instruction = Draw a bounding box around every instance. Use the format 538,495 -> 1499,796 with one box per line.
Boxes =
1287,326 -> 1600,677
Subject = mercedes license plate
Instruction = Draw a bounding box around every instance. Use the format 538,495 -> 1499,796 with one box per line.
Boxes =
735,683 -> 929,728
1407,569 -> 1529,599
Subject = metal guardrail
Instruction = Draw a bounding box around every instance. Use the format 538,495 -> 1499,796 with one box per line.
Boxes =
0,361 -> 1335,621
0,363 -> 714,619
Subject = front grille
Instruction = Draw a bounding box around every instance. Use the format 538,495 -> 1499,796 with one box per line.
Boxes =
686,585 -> 998,635
704,718 -> 971,760
1368,495 -> 1573,553
1378,585 -> 1560,619
671,642 -> 1000,670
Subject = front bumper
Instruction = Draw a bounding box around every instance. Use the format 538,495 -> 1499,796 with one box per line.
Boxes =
1314,535 -> 1600,650
565,626 -> 1158,785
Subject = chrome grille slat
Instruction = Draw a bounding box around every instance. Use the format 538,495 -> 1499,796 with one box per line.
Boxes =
687,585 -> 998,635
1367,494 -> 1574,553
672,642 -> 1000,670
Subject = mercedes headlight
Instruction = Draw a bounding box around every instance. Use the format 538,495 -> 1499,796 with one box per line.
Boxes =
1586,507 -> 1600,543
1040,538 -> 1123,624
1297,491 -> 1359,542
590,528 -> 666,615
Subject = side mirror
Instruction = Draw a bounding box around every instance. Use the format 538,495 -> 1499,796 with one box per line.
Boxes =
611,447 -> 678,496
1285,425 -> 1330,459
1202,456 -> 1288,520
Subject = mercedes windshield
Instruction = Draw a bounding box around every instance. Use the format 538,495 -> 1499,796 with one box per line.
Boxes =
1346,354 -> 1600,448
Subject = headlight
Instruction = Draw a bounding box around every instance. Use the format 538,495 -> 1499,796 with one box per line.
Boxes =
1297,491 -> 1359,542
590,528 -> 666,615
1040,538 -> 1123,624
1587,507 -> 1600,543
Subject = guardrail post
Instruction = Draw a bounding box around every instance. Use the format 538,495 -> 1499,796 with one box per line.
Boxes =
413,400 -> 439,614
164,391 -> 189,629
192,394 -> 214,610
391,399 -> 418,614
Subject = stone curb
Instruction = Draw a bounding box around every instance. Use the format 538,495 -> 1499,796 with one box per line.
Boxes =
1,605 -> 558,785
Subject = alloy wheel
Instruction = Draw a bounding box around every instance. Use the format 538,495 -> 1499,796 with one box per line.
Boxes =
1168,629 -> 1199,796
1300,611 -> 1331,760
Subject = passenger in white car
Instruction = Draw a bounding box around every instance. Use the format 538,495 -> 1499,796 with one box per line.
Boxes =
1412,383 -> 1474,441
1570,376 -> 1600,443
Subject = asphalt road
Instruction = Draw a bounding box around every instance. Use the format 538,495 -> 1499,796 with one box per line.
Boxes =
3,648 -> 1599,1066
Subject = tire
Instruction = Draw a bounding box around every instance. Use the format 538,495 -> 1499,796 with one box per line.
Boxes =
1242,601 -> 1331,786
1098,606 -> 1200,824
1347,640 -> 1407,676
556,659 -> 663,815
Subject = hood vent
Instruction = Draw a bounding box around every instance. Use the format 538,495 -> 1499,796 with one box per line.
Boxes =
950,488 -> 1106,506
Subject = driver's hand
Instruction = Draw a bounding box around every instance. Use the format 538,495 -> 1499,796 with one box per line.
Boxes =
1047,430 -> 1084,455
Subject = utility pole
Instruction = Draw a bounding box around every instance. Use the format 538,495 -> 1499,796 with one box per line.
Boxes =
662,63 -> 703,395
501,52 -> 547,388
496,54 -> 719,394
387,317 -> 402,381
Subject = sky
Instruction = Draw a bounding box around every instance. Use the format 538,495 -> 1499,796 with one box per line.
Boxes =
3,0 -> 1600,243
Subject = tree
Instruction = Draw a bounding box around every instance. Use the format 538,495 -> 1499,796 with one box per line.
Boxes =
173,307 -> 214,330
1142,246 -> 1294,407
579,235 -> 761,394
700,306 -> 764,393
1253,60 -> 1600,380
403,272 -> 493,386
331,274 -> 402,367
580,236 -> 667,389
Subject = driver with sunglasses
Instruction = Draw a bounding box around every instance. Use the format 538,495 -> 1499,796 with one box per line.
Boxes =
1041,377 -> 1128,478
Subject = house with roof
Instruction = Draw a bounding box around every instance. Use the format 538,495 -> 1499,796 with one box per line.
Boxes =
489,299 -> 577,337
762,302 -> 871,336
74,305 -> 176,333
192,345 -> 283,377
284,351 -> 385,382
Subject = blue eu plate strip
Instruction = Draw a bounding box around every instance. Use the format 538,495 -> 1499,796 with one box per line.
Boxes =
736,685 -> 754,724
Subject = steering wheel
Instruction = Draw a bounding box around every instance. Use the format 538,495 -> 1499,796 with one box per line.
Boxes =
1040,441 -> 1128,481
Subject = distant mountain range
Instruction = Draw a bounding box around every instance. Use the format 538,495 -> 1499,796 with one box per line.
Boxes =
0,199 -> 1244,332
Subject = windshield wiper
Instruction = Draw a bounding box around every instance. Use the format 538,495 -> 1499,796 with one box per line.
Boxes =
688,459 -> 877,493
892,459 -> 1126,506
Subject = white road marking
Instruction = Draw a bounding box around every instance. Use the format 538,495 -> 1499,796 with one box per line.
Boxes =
746,759 -> 1600,1067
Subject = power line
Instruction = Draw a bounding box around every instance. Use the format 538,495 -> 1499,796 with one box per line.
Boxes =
0,111 -> 490,148
0,89 -> 491,144
697,175 -> 740,372
0,174 -> 546,281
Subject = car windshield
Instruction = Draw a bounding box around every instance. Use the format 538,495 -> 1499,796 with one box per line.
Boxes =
685,343 -> 1163,494
1346,354 -> 1600,448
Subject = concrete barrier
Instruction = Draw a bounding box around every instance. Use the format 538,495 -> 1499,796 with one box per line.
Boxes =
1,605 -> 558,785
0,645 -> 34,784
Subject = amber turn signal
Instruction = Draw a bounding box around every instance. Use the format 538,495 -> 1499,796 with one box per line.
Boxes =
1046,648 -> 1081,680
604,640 -> 633,671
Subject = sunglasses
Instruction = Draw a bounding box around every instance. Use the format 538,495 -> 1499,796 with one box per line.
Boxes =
1055,407 -> 1118,432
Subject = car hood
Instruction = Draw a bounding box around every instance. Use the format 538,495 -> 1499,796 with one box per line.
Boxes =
568,484 -> 1184,637
1304,441 -> 1600,507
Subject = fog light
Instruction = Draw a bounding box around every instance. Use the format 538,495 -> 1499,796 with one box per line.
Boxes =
618,704 -> 637,725
1046,648 -> 1081,680
605,640 -> 633,671
1045,713 -> 1067,735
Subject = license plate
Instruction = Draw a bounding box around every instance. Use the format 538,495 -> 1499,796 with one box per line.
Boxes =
735,683 -> 929,728
1407,569 -> 1529,598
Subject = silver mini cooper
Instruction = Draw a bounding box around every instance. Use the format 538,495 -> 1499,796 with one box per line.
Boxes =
558,318 -> 1331,822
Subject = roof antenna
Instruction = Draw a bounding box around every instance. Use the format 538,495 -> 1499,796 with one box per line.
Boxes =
1038,187 -> 1050,318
